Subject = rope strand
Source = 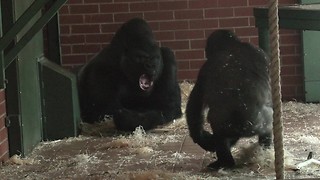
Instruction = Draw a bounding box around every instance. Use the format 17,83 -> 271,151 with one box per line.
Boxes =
268,0 -> 285,179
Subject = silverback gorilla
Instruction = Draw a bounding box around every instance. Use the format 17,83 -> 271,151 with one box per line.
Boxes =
186,30 -> 273,169
78,18 -> 182,131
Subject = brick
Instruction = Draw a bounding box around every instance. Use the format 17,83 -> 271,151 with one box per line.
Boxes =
84,14 -> 113,23
71,24 -> 100,34
281,56 -> 301,65
101,23 -> 122,33
62,55 -> 87,65
116,0 -> 143,2
190,60 -> 205,69
159,21 -> 189,31
83,0 -> 112,3
0,139 -> 9,161
175,30 -> 204,40
72,44 -> 101,54
189,0 -> 218,9
234,27 -> 257,37
219,17 -> 249,27
281,85 -> 296,96
234,7 -> 253,17
177,61 -> 190,70
0,102 -> 6,118
281,66 -> 296,75
175,50 -> 204,60
69,4 -> 99,14
100,3 -> 129,13
66,0 -> 84,4
281,75 -> 303,85
248,0 -> 266,6
218,0 -> 248,7
178,70 -> 199,80
0,89 -> 5,103
175,10 -> 204,20
190,19 -> 219,29
59,25 -> 70,34
153,31 -> 175,41
249,37 -> 259,46
205,8 -> 234,18
280,35 -> 300,45
295,65 -> 303,75
161,40 -> 190,50
59,5 -> 69,14
149,22 -> 160,31
159,1 -> 188,10
59,15 -> 84,24
60,35 -> 85,44
85,34 -> 114,43
114,13 -> 143,22
144,11 -> 174,21
190,39 -> 206,49
279,0 -> 297,5
280,45 -> 296,55
0,116 -> 4,130
130,2 -> 159,12
61,45 -> 72,54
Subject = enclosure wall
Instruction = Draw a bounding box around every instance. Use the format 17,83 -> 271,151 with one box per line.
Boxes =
0,89 -> 8,162
57,0 -> 303,101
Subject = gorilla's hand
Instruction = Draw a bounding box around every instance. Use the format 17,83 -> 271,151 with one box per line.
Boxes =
113,108 -> 165,131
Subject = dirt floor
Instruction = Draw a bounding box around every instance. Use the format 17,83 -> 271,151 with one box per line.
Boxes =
1,82 -> 320,180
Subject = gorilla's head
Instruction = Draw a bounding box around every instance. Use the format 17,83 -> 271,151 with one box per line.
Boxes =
205,29 -> 240,59
120,43 -> 163,93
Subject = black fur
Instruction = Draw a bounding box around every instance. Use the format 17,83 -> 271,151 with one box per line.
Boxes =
186,29 -> 273,169
78,18 -> 182,131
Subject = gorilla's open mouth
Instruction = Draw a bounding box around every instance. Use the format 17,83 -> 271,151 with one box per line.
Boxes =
139,74 -> 154,91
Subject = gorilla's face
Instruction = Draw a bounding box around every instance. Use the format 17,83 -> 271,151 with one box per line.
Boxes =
121,46 -> 163,93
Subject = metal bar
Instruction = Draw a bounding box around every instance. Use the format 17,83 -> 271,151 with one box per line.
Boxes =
0,0 -> 50,51
4,0 -> 67,68
0,2 -> 5,89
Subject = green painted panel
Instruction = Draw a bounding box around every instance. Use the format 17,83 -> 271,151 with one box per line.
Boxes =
305,82 -> 320,102
301,0 -> 320,102
39,58 -> 80,140
14,0 -> 43,155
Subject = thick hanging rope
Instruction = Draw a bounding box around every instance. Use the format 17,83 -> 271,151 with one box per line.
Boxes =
268,0 -> 284,179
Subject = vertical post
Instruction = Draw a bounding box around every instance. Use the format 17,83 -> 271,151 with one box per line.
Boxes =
0,2 -> 6,89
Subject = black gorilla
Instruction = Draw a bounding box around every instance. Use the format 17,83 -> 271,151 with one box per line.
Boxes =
186,29 -> 273,169
78,18 -> 182,131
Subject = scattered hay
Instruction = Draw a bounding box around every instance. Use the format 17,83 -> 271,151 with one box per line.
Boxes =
73,154 -> 101,167
4,154 -> 34,165
102,138 -> 130,149
133,147 -> 154,156
121,170 -> 182,180
236,143 -> 295,170
80,117 -> 116,136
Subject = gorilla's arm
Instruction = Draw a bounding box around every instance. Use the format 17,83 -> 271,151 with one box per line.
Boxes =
186,66 -> 216,152
155,47 -> 182,121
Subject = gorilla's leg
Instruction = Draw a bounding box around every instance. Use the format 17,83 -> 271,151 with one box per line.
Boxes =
207,136 -> 239,169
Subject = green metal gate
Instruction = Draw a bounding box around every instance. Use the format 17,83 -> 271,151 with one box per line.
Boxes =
0,0 -> 78,157
300,0 -> 320,102
3,0 -> 43,157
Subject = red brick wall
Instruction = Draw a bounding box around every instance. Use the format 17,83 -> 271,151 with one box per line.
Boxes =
58,0 -> 303,101
0,89 -> 8,163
